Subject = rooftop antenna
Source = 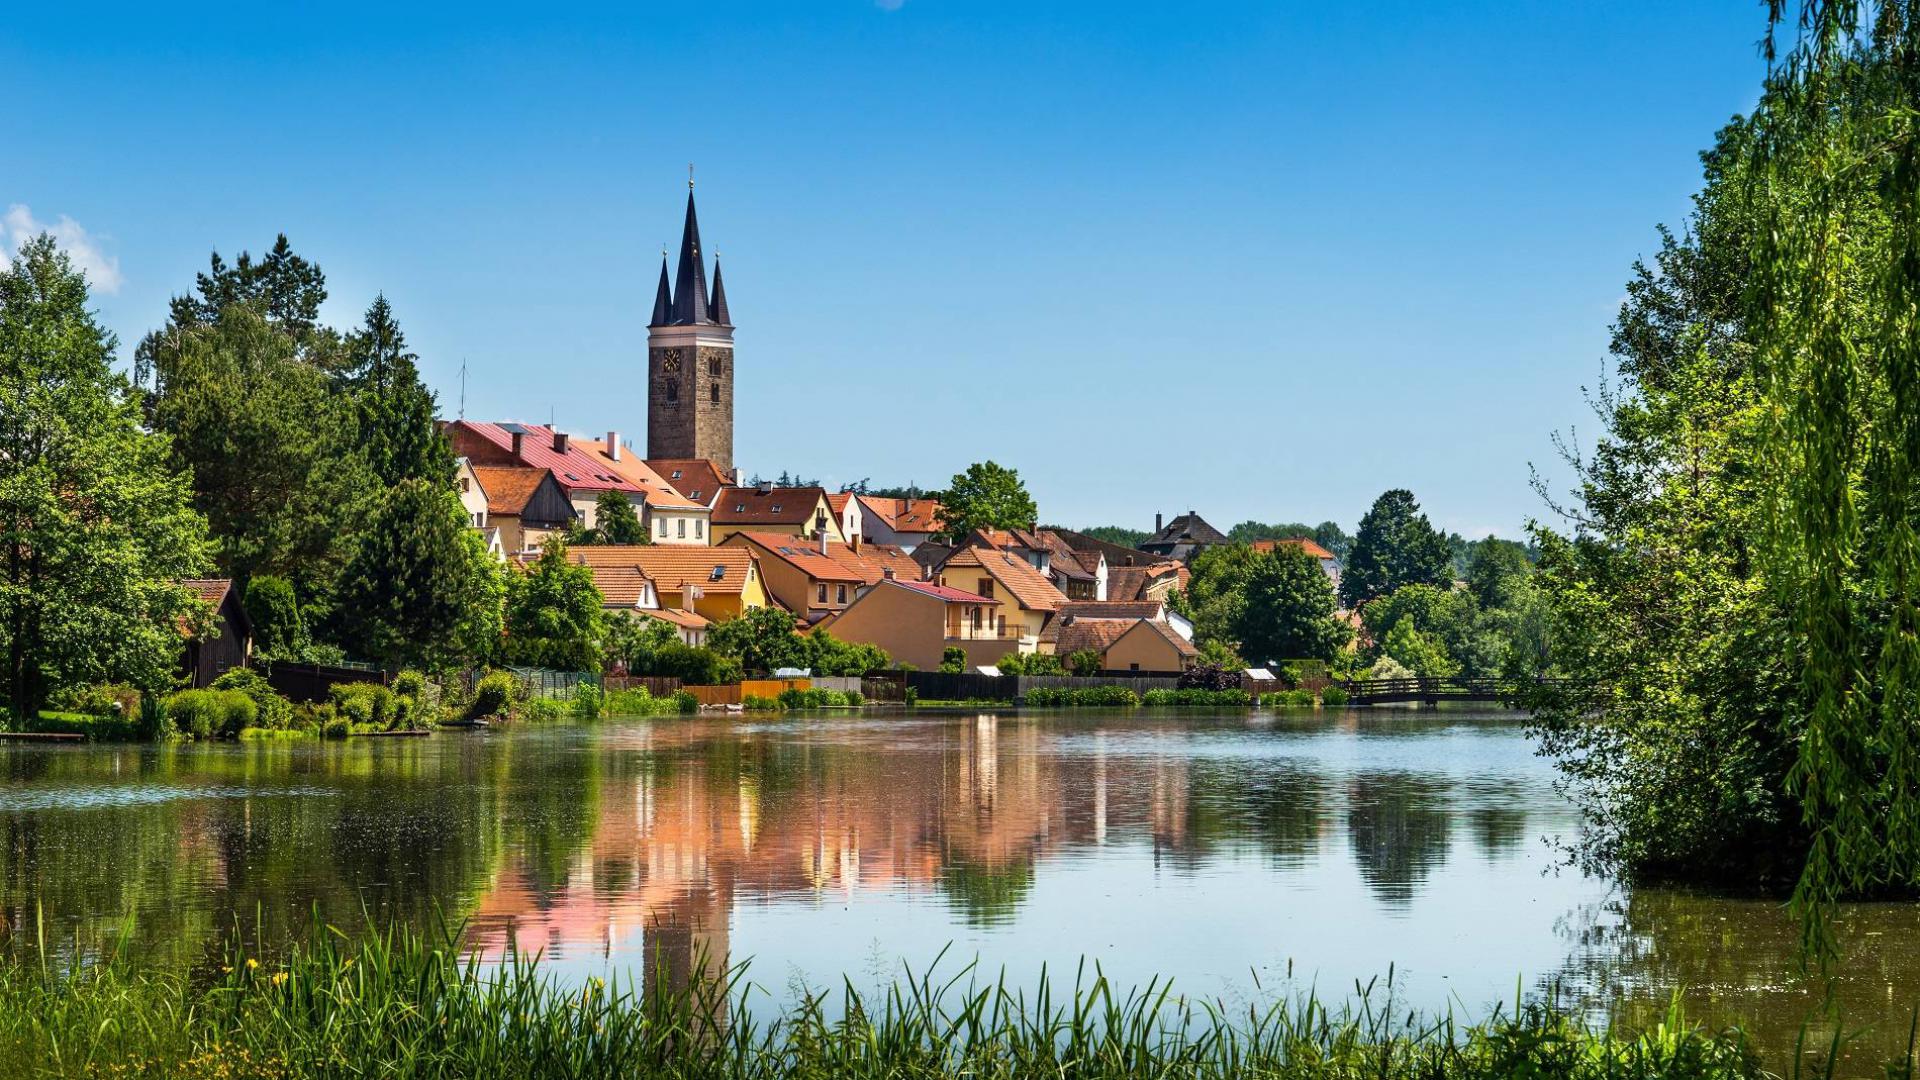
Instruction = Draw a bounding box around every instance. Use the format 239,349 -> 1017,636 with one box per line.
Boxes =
458,360 -> 467,419
688,162 -> 695,189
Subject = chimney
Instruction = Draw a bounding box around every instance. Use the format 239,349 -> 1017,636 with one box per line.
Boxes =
883,567 -> 895,581
606,431 -> 621,461
851,534 -> 861,554
552,431 -> 569,454
511,431 -> 525,456
682,585 -> 695,613
1155,512 -> 1163,532
818,528 -> 829,557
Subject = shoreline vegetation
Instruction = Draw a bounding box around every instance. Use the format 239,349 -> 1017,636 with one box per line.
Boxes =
0,918 -> 1848,1080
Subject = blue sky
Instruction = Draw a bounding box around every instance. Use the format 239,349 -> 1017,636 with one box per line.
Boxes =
2,2 -> 1768,537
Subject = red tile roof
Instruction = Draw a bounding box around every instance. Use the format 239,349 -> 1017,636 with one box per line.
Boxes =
447,421 -> 643,497
1252,537 -> 1336,560
574,438 -> 704,511
712,487 -> 831,526
469,466 -> 553,516
889,579 -> 998,605
856,496 -> 945,536
724,532 -> 865,582
565,545 -> 759,595
638,607 -> 710,631
646,459 -> 731,504
940,547 -> 1064,612
825,540 -> 922,586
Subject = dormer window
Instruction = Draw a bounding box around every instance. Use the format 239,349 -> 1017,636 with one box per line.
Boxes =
734,503 -> 746,513
771,504 -> 782,513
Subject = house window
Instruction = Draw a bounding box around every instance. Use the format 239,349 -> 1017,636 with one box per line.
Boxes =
665,379 -> 679,402
695,519 -> 704,538
710,381 -> 720,404
971,608 -> 983,631
657,519 -> 668,537
817,583 -> 827,604
676,518 -> 686,538
836,584 -> 847,604
998,615 -> 1007,636
1129,662 -> 1140,672
977,578 -> 994,599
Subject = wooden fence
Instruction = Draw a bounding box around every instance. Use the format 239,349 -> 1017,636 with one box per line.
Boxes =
683,678 -> 813,708
904,671 -> 1018,702
262,662 -> 387,704
603,675 -> 683,696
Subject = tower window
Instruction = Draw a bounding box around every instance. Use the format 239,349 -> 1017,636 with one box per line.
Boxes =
665,379 -> 679,403
708,355 -> 723,376
711,381 -> 720,404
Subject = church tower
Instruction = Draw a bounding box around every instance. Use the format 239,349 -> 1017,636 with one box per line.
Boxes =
647,179 -> 735,470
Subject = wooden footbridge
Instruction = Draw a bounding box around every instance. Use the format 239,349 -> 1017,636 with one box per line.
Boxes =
1339,676 -> 1577,708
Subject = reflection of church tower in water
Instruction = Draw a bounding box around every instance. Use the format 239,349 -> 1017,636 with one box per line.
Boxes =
646,174 -> 736,472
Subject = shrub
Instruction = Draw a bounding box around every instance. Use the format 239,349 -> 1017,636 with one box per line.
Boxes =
1320,685 -> 1350,708
26,711 -> 139,741
671,690 -> 698,714
322,716 -> 351,739
166,690 -> 233,740
1023,686 -> 1139,708
1065,649 -> 1103,677
136,695 -> 173,741
521,696 -> 565,722
292,702 -> 337,733
1177,661 -> 1243,692
1142,688 -> 1251,707
742,694 -> 781,711
330,683 -> 397,729
465,671 -> 519,721
211,669 -> 293,730
654,643 -> 742,686
52,683 -> 142,719
1264,689 -> 1316,709
571,682 -> 604,720
777,687 -> 827,710
939,646 -> 966,674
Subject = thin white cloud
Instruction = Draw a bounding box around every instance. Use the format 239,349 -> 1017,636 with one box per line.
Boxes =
2,204 -> 124,294
876,0 -> 905,10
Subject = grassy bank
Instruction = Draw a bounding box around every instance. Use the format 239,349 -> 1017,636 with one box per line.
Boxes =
0,921 -> 1811,1080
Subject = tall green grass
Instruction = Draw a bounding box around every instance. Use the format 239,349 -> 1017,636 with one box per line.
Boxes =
0,916 -> 1843,1079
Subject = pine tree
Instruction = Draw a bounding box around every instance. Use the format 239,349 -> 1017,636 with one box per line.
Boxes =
1340,490 -> 1453,609
594,491 -> 646,545
334,479 -> 502,670
348,295 -> 454,487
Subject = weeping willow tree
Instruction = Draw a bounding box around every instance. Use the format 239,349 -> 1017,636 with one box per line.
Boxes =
1749,2 -> 1920,953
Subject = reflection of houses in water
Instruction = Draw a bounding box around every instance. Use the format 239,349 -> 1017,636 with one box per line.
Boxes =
464,718 -> 1260,983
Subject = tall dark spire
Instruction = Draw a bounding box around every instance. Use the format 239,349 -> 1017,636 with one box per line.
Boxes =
670,187 -> 711,325
708,254 -> 730,325
649,252 -> 672,327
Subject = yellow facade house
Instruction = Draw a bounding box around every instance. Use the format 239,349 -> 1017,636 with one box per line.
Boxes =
708,485 -> 843,545
935,546 -> 1064,661
816,578 -> 1001,670
566,546 -> 769,622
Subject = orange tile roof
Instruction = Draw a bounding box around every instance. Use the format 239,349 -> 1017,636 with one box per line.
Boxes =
1056,600 -> 1168,621
712,486 -> 831,526
576,561 -> 656,608
575,439 -> 703,511
1125,617 -> 1200,658
724,532 -> 865,583
638,607 -> 710,631
646,459 -> 731,504
941,547 -> 1063,612
469,466 -> 552,516
1049,618 -> 1137,654
1105,561 -> 1186,602
856,496 -> 945,535
826,492 -> 854,515
1252,537 -> 1336,560
888,579 -> 997,605
565,545 -> 758,595
825,540 -> 922,586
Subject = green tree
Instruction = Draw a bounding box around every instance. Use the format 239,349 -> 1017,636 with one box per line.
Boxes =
1380,620 -> 1457,679
243,575 -> 304,661
1236,545 -> 1349,664
346,295 -> 453,487
934,461 -> 1037,542
1465,538 -> 1532,610
940,646 -> 967,674
706,606 -> 805,674
502,540 -> 603,672
593,491 -> 646,545
1172,544 -> 1264,650
803,631 -> 890,676
0,237 -> 214,720
1079,525 -> 1148,549
1340,489 -> 1452,608
334,479 -> 503,670
603,612 -> 677,673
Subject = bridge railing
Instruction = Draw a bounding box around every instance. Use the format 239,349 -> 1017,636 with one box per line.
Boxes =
1340,675 -> 1580,702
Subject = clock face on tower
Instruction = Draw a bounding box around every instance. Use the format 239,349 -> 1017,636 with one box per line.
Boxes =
659,348 -> 683,374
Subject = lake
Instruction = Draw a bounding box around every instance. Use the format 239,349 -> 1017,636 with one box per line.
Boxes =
3,710 -> 1917,1066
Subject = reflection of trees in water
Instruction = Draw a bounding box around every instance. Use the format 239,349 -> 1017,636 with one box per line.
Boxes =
1464,780 -> 1529,862
938,857 -> 1035,927
1344,773 -> 1451,906
1180,761 -> 1327,870
1546,886 -> 1920,1069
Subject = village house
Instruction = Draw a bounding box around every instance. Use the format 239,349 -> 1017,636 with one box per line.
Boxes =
575,432 -> 713,544
469,465 -> 575,555
454,457 -> 505,557
1139,512 -> 1229,563
854,495 -> 945,551
179,579 -> 252,688
647,458 -> 732,506
1104,560 -> 1188,603
1050,600 -> 1194,642
565,546 -> 769,623
720,531 -> 866,623
816,578 -> 1002,670
708,485 -> 843,545
825,492 -> 863,544
935,546 -> 1064,655
963,528 -> 1105,601
1251,537 -> 1342,594
1044,613 -> 1197,673
569,554 -> 711,646
445,420 -> 646,531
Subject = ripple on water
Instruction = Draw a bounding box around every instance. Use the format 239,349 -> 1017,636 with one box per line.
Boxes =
0,784 -> 337,812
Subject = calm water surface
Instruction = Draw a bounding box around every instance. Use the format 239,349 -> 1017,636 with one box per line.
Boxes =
3,711 -> 1917,1064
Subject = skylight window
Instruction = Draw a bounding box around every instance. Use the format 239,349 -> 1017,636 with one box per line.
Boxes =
770,504 -> 782,513
710,565 -> 726,581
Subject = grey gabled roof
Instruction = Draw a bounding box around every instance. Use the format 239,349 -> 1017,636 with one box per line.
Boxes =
1142,513 -> 1228,550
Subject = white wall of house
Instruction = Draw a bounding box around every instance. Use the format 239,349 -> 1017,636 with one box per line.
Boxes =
455,459 -> 489,529
648,507 -> 712,545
